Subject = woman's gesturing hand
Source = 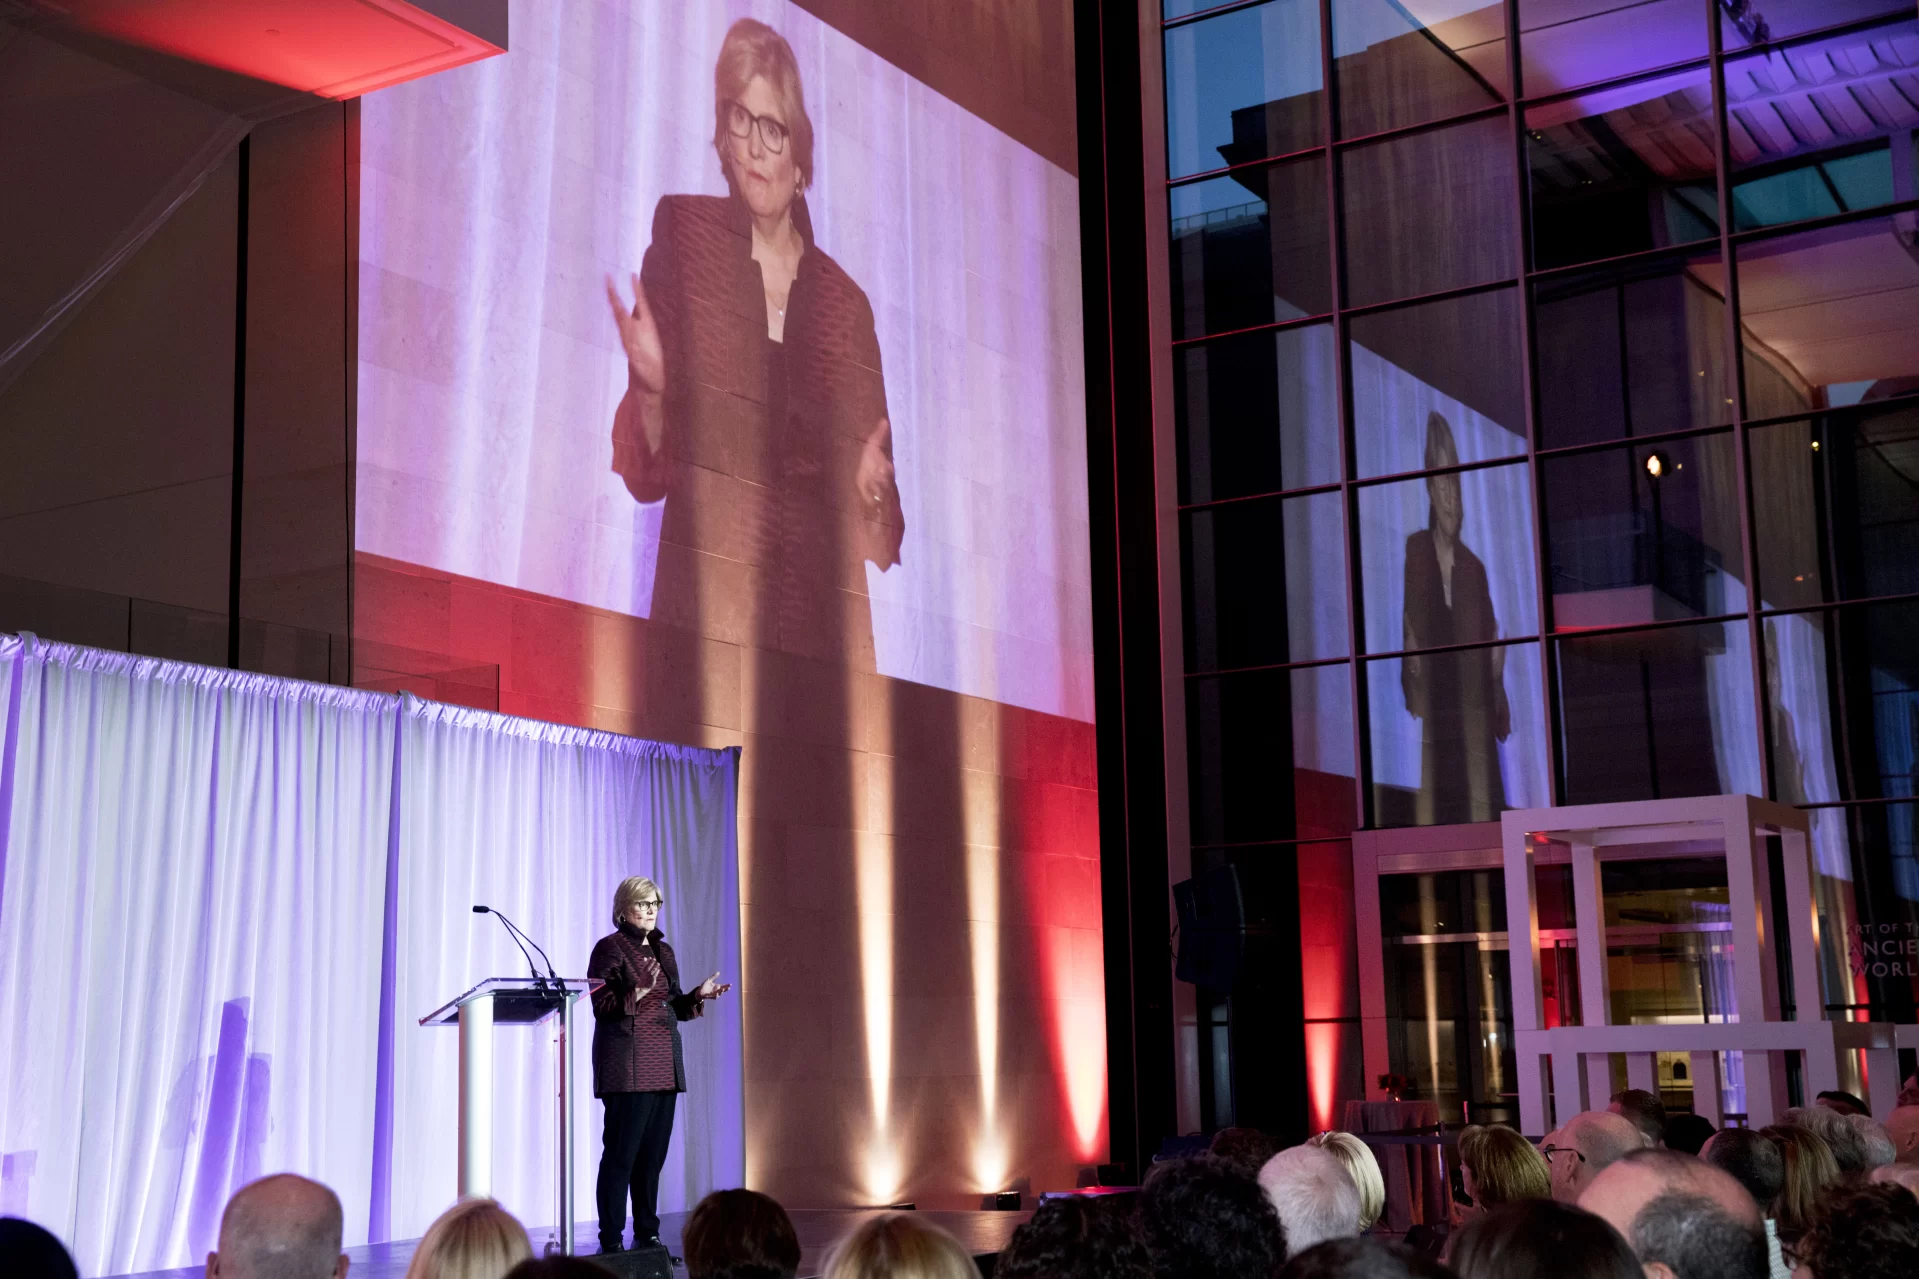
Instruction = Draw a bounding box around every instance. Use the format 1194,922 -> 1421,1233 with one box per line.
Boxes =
606,272 -> 665,396
694,972 -> 732,1000
856,418 -> 895,510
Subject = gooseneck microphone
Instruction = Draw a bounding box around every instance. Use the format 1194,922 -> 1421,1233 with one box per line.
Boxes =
507,911 -> 560,983
473,904 -> 546,987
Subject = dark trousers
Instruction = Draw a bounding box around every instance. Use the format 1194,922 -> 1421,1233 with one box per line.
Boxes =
597,1090 -> 677,1247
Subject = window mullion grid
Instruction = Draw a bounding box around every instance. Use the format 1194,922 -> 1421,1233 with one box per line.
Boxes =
1508,0 -> 1561,803
1709,3 -> 1774,802
1323,0 -> 1369,833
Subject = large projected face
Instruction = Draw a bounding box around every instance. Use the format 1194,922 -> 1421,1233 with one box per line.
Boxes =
356,5 -> 1091,722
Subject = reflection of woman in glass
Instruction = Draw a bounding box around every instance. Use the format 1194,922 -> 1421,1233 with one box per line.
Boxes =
1402,411 -> 1509,824
604,18 -> 902,668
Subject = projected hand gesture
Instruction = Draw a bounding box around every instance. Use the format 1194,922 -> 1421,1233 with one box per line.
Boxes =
856,417 -> 895,510
606,272 -> 665,398
694,972 -> 731,999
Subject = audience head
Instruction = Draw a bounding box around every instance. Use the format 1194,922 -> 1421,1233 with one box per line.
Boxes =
1760,1123 -> 1841,1237
1457,1124 -> 1550,1211
1277,1237 -> 1454,1279
1794,1182 -> 1919,1279
1699,1128 -> 1783,1216
0,1218 -> 79,1279
502,1263 -> 612,1279
1308,1133 -> 1386,1232
402,1199 -> 530,1279
1813,1089 -> 1869,1118
1870,1163 -> 1919,1196
1258,1144 -> 1361,1257
1848,1112 -> 1897,1169
820,1212 -> 979,1279
1577,1148 -> 1765,1279
1783,1104 -> 1872,1174
1211,1128 -> 1281,1180
1448,1198 -> 1640,1279
1887,1105 -> 1919,1165
1608,1090 -> 1667,1148
1543,1111 -> 1642,1202
1662,1114 -> 1716,1157
996,1196 -> 1153,1279
209,1174 -> 347,1279
683,1189 -> 802,1279
1141,1155 -> 1287,1279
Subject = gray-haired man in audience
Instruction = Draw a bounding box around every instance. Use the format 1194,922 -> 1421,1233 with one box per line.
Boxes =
1257,1143 -> 1360,1259
206,1174 -> 348,1279
1579,1148 -> 1767,1279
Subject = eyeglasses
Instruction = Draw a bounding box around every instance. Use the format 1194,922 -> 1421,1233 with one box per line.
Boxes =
1539,1144 -> 1586,1165
634,899 -> 661,910
725,100 -> 789,155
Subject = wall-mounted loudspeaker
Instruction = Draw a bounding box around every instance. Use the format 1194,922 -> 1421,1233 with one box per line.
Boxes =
1172,862 -> 1281,991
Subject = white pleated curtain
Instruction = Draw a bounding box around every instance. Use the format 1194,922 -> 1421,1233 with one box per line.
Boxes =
0,638 -> 395,1276
0,639 -> 742,1277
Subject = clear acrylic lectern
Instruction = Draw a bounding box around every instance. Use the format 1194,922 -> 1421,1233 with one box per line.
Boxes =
421,977 -> 602,1255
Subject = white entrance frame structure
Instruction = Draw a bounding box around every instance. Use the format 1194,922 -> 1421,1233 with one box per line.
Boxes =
1502,794 -> 1900,1134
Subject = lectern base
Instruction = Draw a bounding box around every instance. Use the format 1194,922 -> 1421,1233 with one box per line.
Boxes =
589,1245 -> 673,1279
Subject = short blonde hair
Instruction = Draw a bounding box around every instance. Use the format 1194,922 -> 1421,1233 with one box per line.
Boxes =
821,1213 -> 980,1279
402,1198 -> 531,1279
1459,1124 -> 1551,1208
1309,1131 -> 1386,1230
613,876 -> 664,929
713,18 -> 815,191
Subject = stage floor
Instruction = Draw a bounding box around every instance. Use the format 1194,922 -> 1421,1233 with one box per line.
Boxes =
110,1207 -> 1032,1279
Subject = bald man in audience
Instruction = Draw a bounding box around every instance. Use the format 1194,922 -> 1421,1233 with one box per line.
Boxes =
1579,1148 -> 1767,1279
1887,1105 -> 1919,1165
207,1174 -> 348,1279
1542,1109 -> 1643,1203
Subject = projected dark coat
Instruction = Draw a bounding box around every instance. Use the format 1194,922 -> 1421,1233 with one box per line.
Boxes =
610,193 -> 903,668
1401,529 -> 1509,824
587,921 -> 705,1095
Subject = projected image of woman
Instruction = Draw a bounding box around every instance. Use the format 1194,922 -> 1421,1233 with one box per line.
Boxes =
1402,411 -> 1510,824
605,18 -> 902,668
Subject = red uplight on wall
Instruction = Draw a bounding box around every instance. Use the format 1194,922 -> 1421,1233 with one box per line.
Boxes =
1304,1023 -> 1341,1134
1016,775 -> 1107,1165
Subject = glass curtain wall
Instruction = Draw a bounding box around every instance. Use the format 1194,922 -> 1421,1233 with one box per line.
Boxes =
1162,0 -> 1919,1125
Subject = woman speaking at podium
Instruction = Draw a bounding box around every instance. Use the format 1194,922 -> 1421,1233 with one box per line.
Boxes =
587,875 -> 730,1253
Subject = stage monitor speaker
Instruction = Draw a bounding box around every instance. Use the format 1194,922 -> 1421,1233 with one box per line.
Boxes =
1172,862 -> 1281,991
587,1245 -> 672,1279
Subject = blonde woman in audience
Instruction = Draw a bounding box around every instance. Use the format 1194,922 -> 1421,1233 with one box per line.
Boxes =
821,1212 -> 981,1279
1457,1124 -> 1551,1219
1760,1123 -> 1840,1248
404,1199 -> 533,1279
1309,1131 -> 1387,1231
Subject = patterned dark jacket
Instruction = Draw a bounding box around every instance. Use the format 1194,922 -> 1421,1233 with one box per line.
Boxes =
586,921 -> 704,1095
609,192 -> 903,662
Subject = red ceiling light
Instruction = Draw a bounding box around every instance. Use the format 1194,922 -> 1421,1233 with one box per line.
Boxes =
34,0 -> 504,100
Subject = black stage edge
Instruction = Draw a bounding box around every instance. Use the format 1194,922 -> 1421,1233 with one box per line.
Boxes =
106,1208 -> 1032,1279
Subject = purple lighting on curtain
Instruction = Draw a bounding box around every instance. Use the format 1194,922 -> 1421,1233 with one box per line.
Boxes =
186,999 -> 250,1257
369,707 -> 403,1244
0,640 -> 743,1275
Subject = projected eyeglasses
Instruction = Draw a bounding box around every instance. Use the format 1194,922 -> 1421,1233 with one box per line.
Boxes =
725,100 -> 789,154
